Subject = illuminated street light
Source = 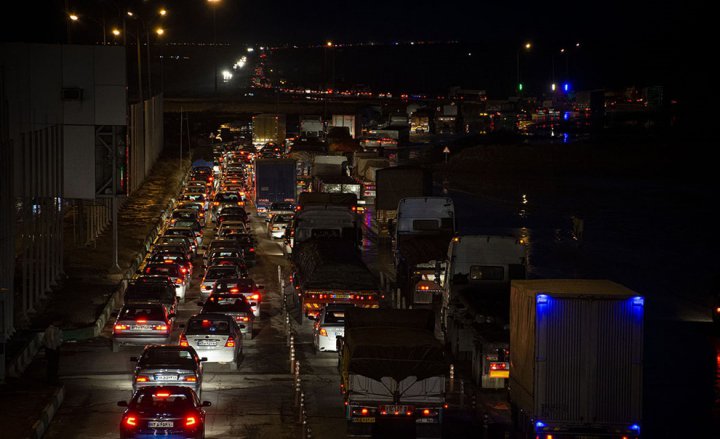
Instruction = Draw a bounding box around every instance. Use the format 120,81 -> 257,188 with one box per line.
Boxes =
524,42 -> 532,50
233,56 -> 247,70
69,13 -> 79,21
159,9 -> 167,16
127,11 -> 134,17
576,42 -> 580,47
551,83 -> 557,91
222,70 -> 233,82
112,28 -> 121,36
155,27 -> 165,36
326,41 -> 333,47
560,48 -> 565,53
247,47 -> 254,53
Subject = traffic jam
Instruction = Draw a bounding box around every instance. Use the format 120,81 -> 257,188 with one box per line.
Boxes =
107,130 -> 645,439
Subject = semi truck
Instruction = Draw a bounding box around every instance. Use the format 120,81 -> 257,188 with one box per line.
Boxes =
331,114 -> 357,138
292,239 -> 380,320
442,235 -> 526,388
509,280 -> 644,439
252,113 -> 287,147
254,159 -> 296,216
374,167 -> 431,238
300,115 -> 324,139
338,308 -> 446,438
393,197 -> 455,310
351,153 -> 388,204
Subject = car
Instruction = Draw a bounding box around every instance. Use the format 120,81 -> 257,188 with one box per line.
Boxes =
112,303 -> 174,352
170,209 -> 200,225
199,294 -> 255,337
155,238 -> 194,259
175,202 -> 207,226
142,262 -> 189,302
203,239 -> 242,267
125,276 -> 179,315
267,202 -> 295,221
211,192 -> 244,221
179,193 -> 209,211
148,251 -> 193,277
208,256 -> 247,272
179,313 -> 244,369
164,227 -> 201,251
130,345 -> 205,396
172,219 -> 204,241
268,214 -> 291,239
213,278 -> 264,317
200,265 -> 242,301
312,303 -> 354,353
118,386 -> 210,439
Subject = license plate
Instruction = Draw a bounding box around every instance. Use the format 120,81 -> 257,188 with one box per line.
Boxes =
155,375 -> 178,381
148,421 -> 174,428
197,340 -> 217,346
335,294 -> 350,299
417,417 -> 437,423
353,417 -> 375,423
133,325 -> 151,331
489,370 -> 509,378
381,405 -> 413,414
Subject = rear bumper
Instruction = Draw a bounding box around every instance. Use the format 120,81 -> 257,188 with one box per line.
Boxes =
113,335 -> 170,346
134,381 -> 200,394
191,347 -> 237,363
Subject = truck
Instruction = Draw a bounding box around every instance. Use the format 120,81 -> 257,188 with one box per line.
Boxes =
311,154 -> 348,179
254,159 -> 296,216
338,308 -> 446,438
374,167 -> 431,238
284,192 -> 359,257
351,153 -> 389,204
331,114 -> 357,138
393,197 -> 455,310
300,115 -> 324,139
313,176 -> 363,209
509,280 -> 644,439
252,113 -> 287,147
442,235 -> 526,388
292,239 -> 380,320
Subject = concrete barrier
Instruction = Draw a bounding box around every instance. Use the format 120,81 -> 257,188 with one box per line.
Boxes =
7,332 -> 44,378
30,385 -> 65,439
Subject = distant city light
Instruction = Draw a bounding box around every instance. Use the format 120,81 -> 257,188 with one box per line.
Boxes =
69,13 -> 79,21
222,70 -> 233,82
551,83 -> 557,91
112,28 -> 121,36
563,83 -> 570,92
576,42 -> 580,47
233,56 -> 247,70
560,48 -> 565,53
159,8 -> 167,16
467,52 -> 472,56
127,11 -> 134,17
247,47 -> 254,53
326,41 -> 333,47
524,42 -> 532,50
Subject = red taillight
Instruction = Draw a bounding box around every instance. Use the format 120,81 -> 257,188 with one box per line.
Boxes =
124,415 -> 137,427
361,408 -> 368,415
155,392 -> 170,398
214,202 -> 220,206
423,409 -> 430,416
249,293 -> 260,301
249,247 -> 255,252
180,267 -> 187,273
185,415 -> 197,427
230,288 -> 239,293
114,324 -> 128,332
179,334 -> 188,347
225,336 -> 236,347
153,324 -> 168,331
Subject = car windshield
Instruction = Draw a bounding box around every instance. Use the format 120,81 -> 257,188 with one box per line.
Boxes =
323,310 -> 347,324
120,306 -> 165,321
202,296 -> 250,312
206,267 -> 237,279
216,193 -> 240,202
174,220 -> 198,228
145,265 -> 180,277
220,207 -> 246,216
141,349 -> 196,367
186,318 -> 231,334
165,229 -> 194,238
172,211 -> 196,220
134,391 -> 194,410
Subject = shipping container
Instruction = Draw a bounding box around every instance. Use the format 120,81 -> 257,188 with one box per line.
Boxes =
509,279 -> 644,439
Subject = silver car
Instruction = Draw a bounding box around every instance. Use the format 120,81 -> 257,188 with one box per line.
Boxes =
200,265 -> 241,301
131,345 -> 205,396
267,214 -> 291,239
312,304 -> 354,353
112,304 -> 174,352
199,294 -> 255,338
179,313 -> 244,370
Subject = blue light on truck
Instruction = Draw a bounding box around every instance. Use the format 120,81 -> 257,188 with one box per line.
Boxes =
630,424 -> 640,432
535,421 -> 546,429
536,294 -> 549,304
632,296 -> 644,306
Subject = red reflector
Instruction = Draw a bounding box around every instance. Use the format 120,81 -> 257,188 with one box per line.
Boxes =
249,247 -> 255,252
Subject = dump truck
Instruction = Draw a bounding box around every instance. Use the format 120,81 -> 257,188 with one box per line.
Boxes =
393,197 -> 455,310
509,279 -> 644,439
292,239 -> 380,320
442,235 -> 526,388
374,167 -> 431,238
338,308 -> 446,438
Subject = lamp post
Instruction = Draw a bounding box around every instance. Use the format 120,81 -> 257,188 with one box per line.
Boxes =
207,0 -> 221,94
516,42 -> 532,95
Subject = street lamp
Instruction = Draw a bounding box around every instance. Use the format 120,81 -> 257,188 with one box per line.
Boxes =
69,13 -> 79,21
155,27 -> 164,36
207,0 -> 221,93
112,28 -> 121,37
159,9 -> 167,16
516,41 -> 532,94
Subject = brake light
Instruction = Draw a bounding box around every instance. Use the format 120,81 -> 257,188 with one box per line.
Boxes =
135,375 -> 149,382
114,324 -> 128,331
180,267 -> 187,274
423,409 -> 431,416
249,293 -> 260,301
155,392 -> 170,398
179,334 -> 188,347
406,411 -> 412,416
124,415 -> 137,427
185,416 -> 197,427
225,336 -> 236,347
136,319 -> 147,324
361,408 -> 368,415
489,362 -> 508,370
319,328 -> 328,337
175,278 -> 183,285
237,201 -> 243,206
230,288 -> 240,293
199,212 -> 205,217
237,316 -> 249,322
249,247 -> 255,252
214,202 -> 220,206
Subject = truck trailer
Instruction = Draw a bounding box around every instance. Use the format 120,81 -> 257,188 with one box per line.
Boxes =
254,159 -> 296,216
339,308 -> 446,438
252,113 -> 287,146
509,279 -> 644,439
374,167 -> 431,238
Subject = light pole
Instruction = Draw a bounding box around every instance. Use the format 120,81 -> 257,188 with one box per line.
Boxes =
67,13 -> 109,45
516,42 -> 532,95
207,0 -> 221,94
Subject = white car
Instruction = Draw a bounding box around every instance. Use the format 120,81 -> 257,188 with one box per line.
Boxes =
312,304 -> 353,353
179,313 -> 244,370
267,214 -> 291,239
200,265 -> 241,301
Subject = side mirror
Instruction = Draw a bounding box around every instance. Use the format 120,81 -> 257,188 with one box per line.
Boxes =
130,356 -> 139,362
117,401 -> 128,407
202,401 -> 212,407
200,357 -> 208,362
